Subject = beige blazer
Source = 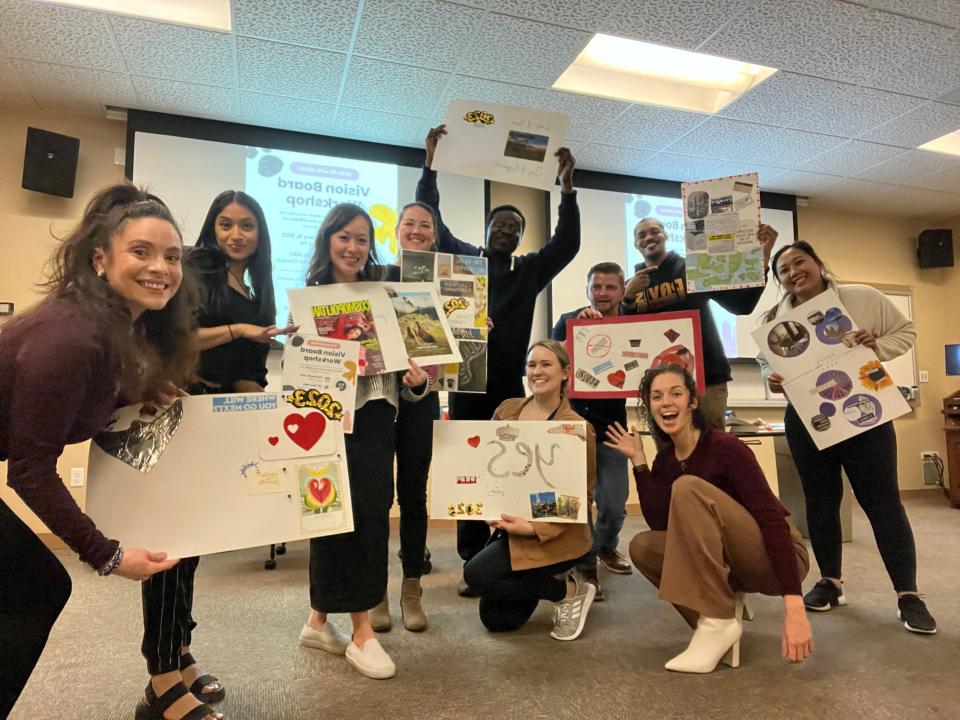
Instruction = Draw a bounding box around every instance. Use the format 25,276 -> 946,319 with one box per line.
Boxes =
492,396 -> 596,571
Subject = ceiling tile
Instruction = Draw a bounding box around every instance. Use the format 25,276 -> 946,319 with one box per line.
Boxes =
809,177 -> 900,208
597,0 -> 756,49
109,16 -> 236,87
858,0 -> 960,28
0,57 -> 38,110
237,38 -> 345,102
719,72 -> 923,137
860,101 -> 960,147
462,0 -> 621,31
599,104 -> 709,151
0,0 -> 121,70
356,0 -> 486,69
132,77 -> 238,118
854,148 -> 960,184
633,153 -> 725,182
800,140 -> 909,175
334,107 -> 430,145
865,184 -> 960,218
760,169 -> 842,195
341,57 -> 446,116
574,144 -> 655,175
454,14 -> 590,87
914,167 -> 960,194
239,92 -> 335,133
234,0 -> 359,52
11,59 -> 137,112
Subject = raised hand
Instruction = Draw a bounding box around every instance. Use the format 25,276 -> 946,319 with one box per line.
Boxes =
402,357 -> 429,388
425,124 -> 447,168
758,223 -> 778,268
603,421 -> 648,467
555,147 -> 576,191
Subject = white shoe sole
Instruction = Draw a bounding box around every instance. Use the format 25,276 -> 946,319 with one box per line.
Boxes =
551,583 -> 596,641
898,611 -> 937,634
804,595 -> 846,612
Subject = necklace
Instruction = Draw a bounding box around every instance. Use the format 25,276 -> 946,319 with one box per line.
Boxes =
227,268 -> 249,295
675,428 -> 700,472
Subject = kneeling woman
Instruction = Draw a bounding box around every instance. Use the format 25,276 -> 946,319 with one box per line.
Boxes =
605,366 -> 812,673
463,340 -> 597,641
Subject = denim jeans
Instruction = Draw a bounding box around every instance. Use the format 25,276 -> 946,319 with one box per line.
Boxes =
578,441 -> 629,569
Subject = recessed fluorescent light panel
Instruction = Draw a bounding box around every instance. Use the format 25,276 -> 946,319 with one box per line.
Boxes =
919,129 -> 960,158
553,34 -> 777,114
35,0 -> 231,31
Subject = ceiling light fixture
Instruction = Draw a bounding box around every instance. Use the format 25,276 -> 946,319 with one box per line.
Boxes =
553,34 -> 777,114
35,0 -> 231,31
918,128 -> 960,158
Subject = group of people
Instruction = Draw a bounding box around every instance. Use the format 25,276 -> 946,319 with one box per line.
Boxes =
0,126 -> 937,720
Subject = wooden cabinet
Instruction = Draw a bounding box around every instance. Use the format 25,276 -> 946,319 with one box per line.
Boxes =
941,391 -> 960,507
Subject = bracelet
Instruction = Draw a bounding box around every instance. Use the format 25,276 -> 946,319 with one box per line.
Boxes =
635,463 -> 650,472
227,324 -> 235,340
98,546 -> 124,576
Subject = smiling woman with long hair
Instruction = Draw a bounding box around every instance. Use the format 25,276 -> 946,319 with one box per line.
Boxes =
0,182 -> 204,718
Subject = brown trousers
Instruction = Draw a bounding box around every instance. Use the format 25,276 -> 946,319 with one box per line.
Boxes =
629,476 -> 809,622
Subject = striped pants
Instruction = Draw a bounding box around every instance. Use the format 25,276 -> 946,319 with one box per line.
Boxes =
140,556 -> 200,675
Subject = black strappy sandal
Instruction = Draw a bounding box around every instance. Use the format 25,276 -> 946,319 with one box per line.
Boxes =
134,681 -> 223,720
179,653 -> 226,705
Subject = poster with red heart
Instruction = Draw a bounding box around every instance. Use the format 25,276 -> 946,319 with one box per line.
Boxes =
85,394 -> 353,557
566,311 -> 705,399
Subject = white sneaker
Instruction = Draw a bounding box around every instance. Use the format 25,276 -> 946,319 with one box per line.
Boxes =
345,638 -> 396,679
299,622 -> 349,655
550,575 -> 596,641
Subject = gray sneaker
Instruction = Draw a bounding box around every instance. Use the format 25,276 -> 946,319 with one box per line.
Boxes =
550,575 -> 596,641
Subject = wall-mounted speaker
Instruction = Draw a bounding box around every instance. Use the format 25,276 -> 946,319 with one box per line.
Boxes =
21,127 -> 80,198
917,229 -> 954,268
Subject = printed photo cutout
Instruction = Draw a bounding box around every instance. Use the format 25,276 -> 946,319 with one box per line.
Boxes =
767,320 -> 810,358
312,300 -> 384,375
842,393 -> 882,428
452,339 -> 487,392
504,131 -> 549,162
530,491 -> 558,519
810,402 -> 837,432
401,250 -> 435,283
814,369 -> 853,401
93,400 -> 183,474
388,287 -> 455,359
815,307 -> 853,345
859,360 -> 895,391
686,190 -> 709,220
297,461 -> 347,534
557,494 -> 581,520
259,407 -> 336,460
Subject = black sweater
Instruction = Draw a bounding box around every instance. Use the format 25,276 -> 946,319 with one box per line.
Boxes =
623,251 -> 765,386
416,166 -> 580,385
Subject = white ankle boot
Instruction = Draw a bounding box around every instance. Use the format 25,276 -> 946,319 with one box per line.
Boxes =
665,600 -> 744,674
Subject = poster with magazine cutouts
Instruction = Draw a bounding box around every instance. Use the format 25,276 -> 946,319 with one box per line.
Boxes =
753,289 -> 910,449
400,248 -> 488,393
85,394 -> 353,557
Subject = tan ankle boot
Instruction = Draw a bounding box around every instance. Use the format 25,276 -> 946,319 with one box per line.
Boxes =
370,593 -> 391,632
400,577 -> 427,632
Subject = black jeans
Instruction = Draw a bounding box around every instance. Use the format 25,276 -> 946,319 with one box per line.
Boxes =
785,405 -> 917,592
449,378 -> 525,565
395,393 -> 440,578
463,532 -> 575,632
141,556 -> 200,675
0,499 -> 73,718
309,400 -> 395,612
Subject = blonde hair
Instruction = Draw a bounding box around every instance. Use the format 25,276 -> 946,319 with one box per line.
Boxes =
526,339 -> 570,394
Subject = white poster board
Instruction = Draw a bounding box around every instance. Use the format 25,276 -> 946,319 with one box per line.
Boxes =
288,282 -> 462,375
281,334 -> 361,433
682,172 -> 764,293
752,289 -> 911,449
400,249 -> 488,392
430,420 -> 588,523
432,100 -> 569,190
85,394 -> 353,558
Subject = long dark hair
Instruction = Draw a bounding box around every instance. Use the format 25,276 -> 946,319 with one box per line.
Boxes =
305,204 -> 381,286
638,365 -> 706,446
763,241 -> 833,322
30,181 -> 197,396
189,190 -> 276,325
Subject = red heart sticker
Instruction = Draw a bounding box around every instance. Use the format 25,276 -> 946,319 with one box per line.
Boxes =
467,435 -> 481,448
268,436 -> 279,446
283,412 -> 326,451
607,370 -> 626,389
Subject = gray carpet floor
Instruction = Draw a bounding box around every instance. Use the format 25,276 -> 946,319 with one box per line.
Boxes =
11,492 -> 960,720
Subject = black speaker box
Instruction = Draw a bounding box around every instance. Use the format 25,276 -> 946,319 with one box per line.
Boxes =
21,127 -> 80,198
917,229 -> 954,268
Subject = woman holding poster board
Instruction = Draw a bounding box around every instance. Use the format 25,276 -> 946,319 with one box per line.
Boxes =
0,184 -> 202,718
297,203 -> 430,679
759,242 -> 936,634
462,340 -> 598,641
605,365 -> 811,673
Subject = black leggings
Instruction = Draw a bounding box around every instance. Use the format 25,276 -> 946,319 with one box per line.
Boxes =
140,556 -> 201,675
394,393 -> 440,578
784,405 -> 917,592
0,498 -> 72,718
463,532 -> 574,632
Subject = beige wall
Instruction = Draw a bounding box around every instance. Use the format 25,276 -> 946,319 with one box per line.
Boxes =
0,109 -> 125,535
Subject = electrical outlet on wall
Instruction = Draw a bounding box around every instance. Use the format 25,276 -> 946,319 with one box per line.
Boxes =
919,370 -> 929,383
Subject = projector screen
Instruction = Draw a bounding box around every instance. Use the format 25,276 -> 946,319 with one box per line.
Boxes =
132,131 -> 485,331
549,186 -> 795,359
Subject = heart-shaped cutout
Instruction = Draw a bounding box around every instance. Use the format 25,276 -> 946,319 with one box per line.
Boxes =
607,370 -> 626,389
268,436 -> 280,446
284,412 -> 326,451
467,435 -> 481,448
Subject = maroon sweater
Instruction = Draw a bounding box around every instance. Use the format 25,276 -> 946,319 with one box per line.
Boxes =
0,298 -> 120,569
635,428 -> 802,595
